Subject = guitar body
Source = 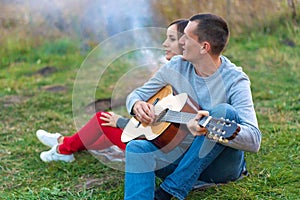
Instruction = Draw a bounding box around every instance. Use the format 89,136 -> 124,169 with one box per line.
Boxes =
122,85 -> 199,152
151,97 -> 199,152
122,85 -> 240,152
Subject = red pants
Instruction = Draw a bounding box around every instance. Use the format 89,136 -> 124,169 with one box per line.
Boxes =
58,112 -> 126,154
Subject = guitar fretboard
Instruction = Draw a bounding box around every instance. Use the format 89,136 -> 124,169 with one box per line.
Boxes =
157,110 -> 209,127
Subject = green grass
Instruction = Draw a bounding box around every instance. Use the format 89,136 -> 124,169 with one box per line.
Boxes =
1,17 -> 299,199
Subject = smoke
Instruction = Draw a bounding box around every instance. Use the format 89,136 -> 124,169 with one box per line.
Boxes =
1,0 -> 164,42
80,0 -> 161,39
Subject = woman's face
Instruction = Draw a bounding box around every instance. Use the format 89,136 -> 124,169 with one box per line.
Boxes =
162,24 -> 182,61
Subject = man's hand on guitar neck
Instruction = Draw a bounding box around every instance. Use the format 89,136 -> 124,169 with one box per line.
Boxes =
187,110 -> 209,136
133,100 -> 156,125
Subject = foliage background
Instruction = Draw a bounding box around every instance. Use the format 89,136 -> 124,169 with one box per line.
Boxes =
0,0 -> 299,199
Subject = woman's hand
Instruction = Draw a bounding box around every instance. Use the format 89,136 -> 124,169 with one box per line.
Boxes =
100,112 -> 121,128
187,110 -> 209,136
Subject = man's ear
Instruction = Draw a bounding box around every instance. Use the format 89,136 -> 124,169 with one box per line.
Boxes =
200,46 -> 206,54
200,42 -> 210,54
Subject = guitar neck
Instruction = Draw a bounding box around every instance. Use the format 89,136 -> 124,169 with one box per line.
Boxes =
158,110 -> 209,127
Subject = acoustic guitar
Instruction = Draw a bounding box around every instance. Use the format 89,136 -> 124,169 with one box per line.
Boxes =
122,85 -> 240,152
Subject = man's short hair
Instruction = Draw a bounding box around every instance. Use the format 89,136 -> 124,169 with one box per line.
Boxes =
189,13 -> 229,55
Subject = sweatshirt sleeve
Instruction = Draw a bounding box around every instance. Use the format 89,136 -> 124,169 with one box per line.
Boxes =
126,66 -> 168,115
125,56 -> 190,115
226,74 -> 262,152
116,117 -> 130,129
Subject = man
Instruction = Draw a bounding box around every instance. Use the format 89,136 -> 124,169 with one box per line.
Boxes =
124,13 -> 261,200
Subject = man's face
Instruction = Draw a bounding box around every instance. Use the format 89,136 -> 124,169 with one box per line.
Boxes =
179,21 -> 202,63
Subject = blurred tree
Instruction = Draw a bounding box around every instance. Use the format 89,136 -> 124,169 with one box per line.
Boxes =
287,0 -> 297,19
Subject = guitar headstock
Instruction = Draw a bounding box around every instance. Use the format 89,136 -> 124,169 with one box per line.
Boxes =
199,116 -> 240,143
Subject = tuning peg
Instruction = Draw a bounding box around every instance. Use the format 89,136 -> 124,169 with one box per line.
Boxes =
207,132 -> 214,139
222,130 -> 226,135
213,134 -> 218,140
217,137 -> 229,143
218,136 -> 224,142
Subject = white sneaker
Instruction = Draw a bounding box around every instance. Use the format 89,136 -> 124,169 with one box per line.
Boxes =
40,145 -> 75,162
36,129 -> 62,147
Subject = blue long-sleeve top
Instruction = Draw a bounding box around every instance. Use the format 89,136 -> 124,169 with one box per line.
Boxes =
126,55 -> 261,153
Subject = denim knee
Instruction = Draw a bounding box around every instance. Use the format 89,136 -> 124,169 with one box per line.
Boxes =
126,140 -> 155,154
210,103 -> 240,123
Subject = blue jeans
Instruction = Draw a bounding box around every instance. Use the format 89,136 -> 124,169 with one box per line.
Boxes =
124,103 -> 245,200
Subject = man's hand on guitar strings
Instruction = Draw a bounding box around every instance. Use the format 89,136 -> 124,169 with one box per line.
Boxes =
133,101 -> 155,125
187,110 -> 209,136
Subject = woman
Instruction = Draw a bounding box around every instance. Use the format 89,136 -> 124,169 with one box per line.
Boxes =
37,19 -> 188,162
